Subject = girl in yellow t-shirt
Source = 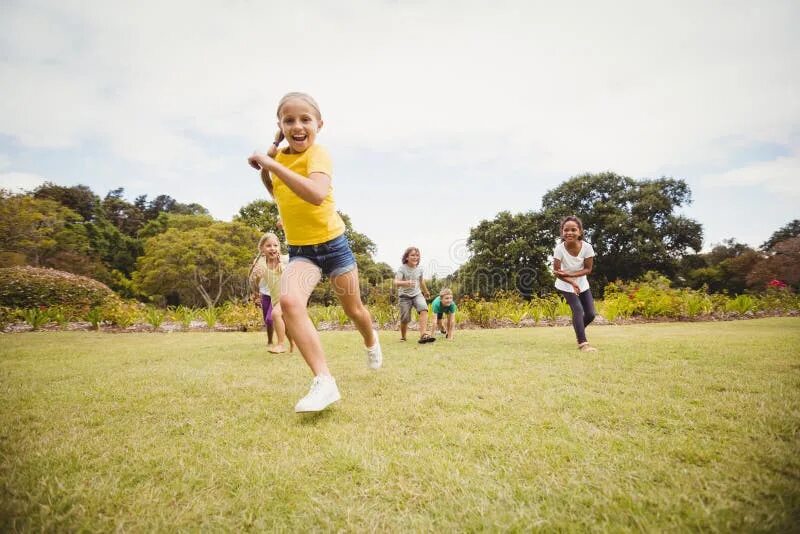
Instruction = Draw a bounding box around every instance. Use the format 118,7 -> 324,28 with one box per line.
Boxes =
247,92 -> 382,413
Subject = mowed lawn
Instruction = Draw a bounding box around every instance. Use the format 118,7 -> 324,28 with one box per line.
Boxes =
1,318 -> 799,532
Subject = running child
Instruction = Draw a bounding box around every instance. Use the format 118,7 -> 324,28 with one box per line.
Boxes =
431,287 -> 457,340
395,247 -> 434,343
250,232 -> 293,353
553,215 -> 598,352
247,92 -> 382,413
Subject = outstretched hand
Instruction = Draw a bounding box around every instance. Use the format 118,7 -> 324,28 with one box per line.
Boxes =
248,152 -> 264,170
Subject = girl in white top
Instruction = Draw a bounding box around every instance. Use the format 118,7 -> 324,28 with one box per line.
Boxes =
553,215 -> 598,352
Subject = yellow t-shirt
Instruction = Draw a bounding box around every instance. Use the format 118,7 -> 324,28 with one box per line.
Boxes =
271,144 -> 345,246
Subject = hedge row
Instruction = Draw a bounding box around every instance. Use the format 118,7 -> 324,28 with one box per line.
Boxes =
0,266 -> 115,309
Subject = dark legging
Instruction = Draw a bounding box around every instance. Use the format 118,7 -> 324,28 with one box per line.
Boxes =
559,289 -> 596,344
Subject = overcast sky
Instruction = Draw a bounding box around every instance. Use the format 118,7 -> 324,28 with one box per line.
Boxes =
1,0 -> 798,275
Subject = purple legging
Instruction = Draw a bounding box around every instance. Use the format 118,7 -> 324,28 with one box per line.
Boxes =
559,289 -> 596,344
260,294 -> 274,327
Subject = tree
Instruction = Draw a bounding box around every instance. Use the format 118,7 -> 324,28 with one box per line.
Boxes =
102,188 -> 145,237
138,212 -> 215,240
234,199 -> 284,242
679,239 -> 761,294
457,210 -> 554,298
136,194 -> 208,222
0,190 -> 90,268
541,172 -> 703,293
133,220 -> 260,307
339,212 -> 377,257
33,183 -> 99,222
761,219 -> 800,251
748,236 -> 800,290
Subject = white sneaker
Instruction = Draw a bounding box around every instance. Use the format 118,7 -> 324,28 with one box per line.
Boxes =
294,375 -> 341,413
366,330 -> 383,369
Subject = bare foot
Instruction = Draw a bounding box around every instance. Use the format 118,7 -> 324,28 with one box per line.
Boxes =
269,344 -> 287,354
578,342 -> 598,352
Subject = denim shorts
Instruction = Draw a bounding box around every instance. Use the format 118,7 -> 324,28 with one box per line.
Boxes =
287,233 -> 357,277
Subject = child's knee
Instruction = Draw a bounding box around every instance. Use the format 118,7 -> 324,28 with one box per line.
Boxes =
344,302 -> 368,322
280,295 -> 304,315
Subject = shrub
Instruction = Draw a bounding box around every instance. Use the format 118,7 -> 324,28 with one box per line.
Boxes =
48,305 -> 70,329
726,294 -> 756,315
0,306 -> 21,329
198,307 -> 218,328
145,307 -> 166,330
171,305 -> 195,330
85,307 -> 104,330
218,302 -> 261,331
0,266 -> 114,309
102,299 -> 141,328
22,308 -> 49,330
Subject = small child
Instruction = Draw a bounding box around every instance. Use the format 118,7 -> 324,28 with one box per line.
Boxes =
394,247 -> 435,343
251,232 -> 293,353
553,215 -> 598,352
431,288 -> 457,340
247,92 -> 382,413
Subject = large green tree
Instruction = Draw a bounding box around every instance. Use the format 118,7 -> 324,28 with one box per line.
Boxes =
0,190 -> 90,269
234,199 -> 284,242
33,182 -> 99,222
541,172 -> 703,292
32,184 -> 143,279
457,210 -> 554,298
133,220 -> 260,307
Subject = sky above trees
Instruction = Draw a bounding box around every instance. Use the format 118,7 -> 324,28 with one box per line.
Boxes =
1,0 -> 798,274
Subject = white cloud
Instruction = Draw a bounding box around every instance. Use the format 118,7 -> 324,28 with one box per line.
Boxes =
1,0 -> 798,268
2,0 -> 798,175
0,172 -> 46,192
701,151 -> 800,196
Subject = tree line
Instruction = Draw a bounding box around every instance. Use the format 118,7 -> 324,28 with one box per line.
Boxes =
1,173 -> 797,307
455,173 -> 798,297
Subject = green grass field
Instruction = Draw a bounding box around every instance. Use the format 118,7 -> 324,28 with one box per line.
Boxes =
1,318 -> 799,531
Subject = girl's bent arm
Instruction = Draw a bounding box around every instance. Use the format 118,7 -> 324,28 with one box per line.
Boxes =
264,158 -> 331,206
554,258 -> 593,278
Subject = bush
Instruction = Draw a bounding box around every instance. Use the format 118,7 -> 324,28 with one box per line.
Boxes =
102,299 -> 142,328
0,266 -> 114,309
218,302 -> 261,331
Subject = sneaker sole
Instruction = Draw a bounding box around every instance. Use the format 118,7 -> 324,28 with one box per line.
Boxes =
295,394 -> 341,413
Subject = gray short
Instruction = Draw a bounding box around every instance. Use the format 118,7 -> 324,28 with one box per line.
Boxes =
399,294 -> 428,323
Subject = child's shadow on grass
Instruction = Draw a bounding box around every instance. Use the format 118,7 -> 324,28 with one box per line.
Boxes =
297,410 -> 336,425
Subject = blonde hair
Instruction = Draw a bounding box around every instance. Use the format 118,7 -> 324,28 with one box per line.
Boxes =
258,232 -> 279,250
257,232 -> 283,274
440,288 -> 453,297
276,92 -> 322,120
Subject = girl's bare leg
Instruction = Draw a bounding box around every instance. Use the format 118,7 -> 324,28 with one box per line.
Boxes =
268,305 -> 289,353
331,267 -> 376,347
280,261 -> 327,375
